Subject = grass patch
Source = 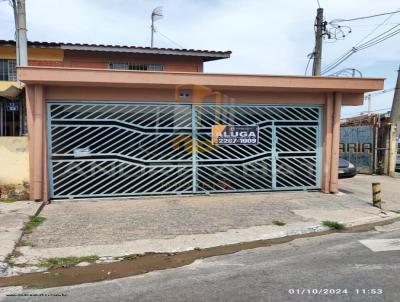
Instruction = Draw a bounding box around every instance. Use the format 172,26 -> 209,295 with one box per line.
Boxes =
322,220 -> 346,230
272,220 -> 286,226
4,250 -> 23,267
39,255 -> 99,269
25,215 -> 46,233
122,254 -> 138,261
4,254 -> 14,267
0,198 -> 16,203
16,240 -> 32,247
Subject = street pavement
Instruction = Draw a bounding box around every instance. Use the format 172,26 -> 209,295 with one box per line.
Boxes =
2,222 -> 400,302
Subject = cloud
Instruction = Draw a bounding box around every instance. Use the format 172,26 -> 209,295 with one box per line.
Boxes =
0,0 -> 398,115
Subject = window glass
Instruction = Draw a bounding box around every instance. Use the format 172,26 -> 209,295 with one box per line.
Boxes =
109,62 -> 164,71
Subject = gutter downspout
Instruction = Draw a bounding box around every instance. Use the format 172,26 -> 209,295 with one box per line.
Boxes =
322,93 -> 333,193
32,85 -> 44,201
330,92 -> 342,193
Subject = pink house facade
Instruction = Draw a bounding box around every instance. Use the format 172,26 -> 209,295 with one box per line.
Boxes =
18,65 -> 384,202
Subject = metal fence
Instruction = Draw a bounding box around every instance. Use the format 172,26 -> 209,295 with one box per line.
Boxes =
340,125 -> 373,174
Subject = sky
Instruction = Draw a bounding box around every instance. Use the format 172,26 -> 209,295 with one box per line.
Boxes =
0,0 -> 399,117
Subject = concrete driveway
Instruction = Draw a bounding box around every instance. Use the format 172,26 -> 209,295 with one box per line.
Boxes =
339,174 -> 400,212
12,190 -> 397,263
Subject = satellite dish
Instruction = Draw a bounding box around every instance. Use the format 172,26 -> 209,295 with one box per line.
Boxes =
152,6 -> 163,22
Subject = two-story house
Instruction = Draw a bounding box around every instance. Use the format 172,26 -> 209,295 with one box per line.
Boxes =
0,39 -> 384,202
0,39 -> 231,136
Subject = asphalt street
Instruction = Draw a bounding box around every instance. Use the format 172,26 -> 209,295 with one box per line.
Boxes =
2,223 -> 400,302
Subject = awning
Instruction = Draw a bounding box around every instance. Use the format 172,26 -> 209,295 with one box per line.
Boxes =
0,81 -> 22,100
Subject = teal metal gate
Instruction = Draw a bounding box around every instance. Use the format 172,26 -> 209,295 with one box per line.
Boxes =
47,102 -> 322,198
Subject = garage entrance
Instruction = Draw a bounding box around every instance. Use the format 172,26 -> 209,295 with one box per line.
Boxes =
47,102 -> 322,199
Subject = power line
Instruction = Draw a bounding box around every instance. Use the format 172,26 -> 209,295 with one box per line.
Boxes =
154,29 -> 184,48
316,0 -> 321,9
365,87 -> 395,97
304,56 -> 313,75
331,9 -> 400,23
323,23 -> 400,73
321,8 -> 400,74
355,8 -> 399,46
321,22 -> 400,74
346,22 -> 400,28
341,107 -> 392,119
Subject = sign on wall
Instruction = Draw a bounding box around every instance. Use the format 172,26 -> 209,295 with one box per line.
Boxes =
339,125 -> 373,174
5,102 -> 19,111
211,125 -> 259,145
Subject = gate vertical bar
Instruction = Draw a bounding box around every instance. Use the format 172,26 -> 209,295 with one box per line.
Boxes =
315,107 -> 323,187
47,103 -> 55,198
192,105 -> 197,193
0,103 -> 3,136
271,122 -> 277,189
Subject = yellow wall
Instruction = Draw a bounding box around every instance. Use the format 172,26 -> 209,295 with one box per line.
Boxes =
0,137 -> 29,184
0,46 -> 64,61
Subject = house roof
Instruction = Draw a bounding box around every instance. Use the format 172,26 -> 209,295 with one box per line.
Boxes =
17,66 -> 384,94
0,39 -> 231,61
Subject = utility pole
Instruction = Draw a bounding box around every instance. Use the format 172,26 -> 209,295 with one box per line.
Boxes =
367,94 -> 372,114
151,16 -> 155,47
388,66 -> 400,176
312,8 -> 324,76
16,0 -> 28,66
11,0 -> 28,84
11,0 -> 19,67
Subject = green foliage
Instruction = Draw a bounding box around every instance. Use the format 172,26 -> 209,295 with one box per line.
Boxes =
0,198 -> 16,203
25,216 -> 46,233
272,220 -> 286,226
39,255 -> 99,269
17,240 -> 32,247
122,254 -> 138,261
322,220 -> 346,230
376,160 -> 384,175
4,250 -> 23,267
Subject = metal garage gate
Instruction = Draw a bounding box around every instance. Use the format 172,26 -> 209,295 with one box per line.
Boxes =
47,102 -> 322,199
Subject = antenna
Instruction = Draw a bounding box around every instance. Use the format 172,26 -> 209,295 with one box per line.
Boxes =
151,6 -> 163,47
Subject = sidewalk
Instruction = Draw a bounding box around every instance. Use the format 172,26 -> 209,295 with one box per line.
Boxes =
339,174 -> 400,212
0,201 -> 41,277
5,190 -> 398,274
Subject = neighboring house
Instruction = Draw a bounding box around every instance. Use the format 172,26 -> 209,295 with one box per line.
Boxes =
1,39 -> 384,202
0,39 -> 231,136
340,112 -> 399,175
0,39 -> 230,190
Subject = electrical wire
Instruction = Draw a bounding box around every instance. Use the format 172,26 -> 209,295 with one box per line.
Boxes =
365,88 -> 395,97
322,9 -> 400,74
341,107 -> 392,119
304,56 -> 313,75
331,9 -> 400,23
345,23 -> 400,27
355,9 -> 399,46
321,22 -> 400,74
154,29 -> 184,48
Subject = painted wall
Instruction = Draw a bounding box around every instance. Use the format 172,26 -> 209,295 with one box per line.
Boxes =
0,136 -> 29,184
27,84 -> 339,201
0,46 -> 203,72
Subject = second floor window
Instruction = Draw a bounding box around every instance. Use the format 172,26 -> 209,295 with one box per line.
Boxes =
0,59 -> 17,81
109,62 -> 164,72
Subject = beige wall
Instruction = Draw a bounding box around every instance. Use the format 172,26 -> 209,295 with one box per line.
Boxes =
0,136 -> 29,185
